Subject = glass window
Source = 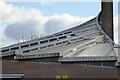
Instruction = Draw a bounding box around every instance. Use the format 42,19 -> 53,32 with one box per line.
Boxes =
64,31 -> 72,34
45,35 -> 53,39
40,40 -> 48,44
47,44 -> 54,47
59,36 -> 66,39
63,40 -> 69,43
49,38 -> 57,42
23,50 -> 30,53
40,46 -> 46,49
55,33 -> 63,36
56,42 -> 62,45
70,34 -> 75,36
71,39 -> 76,41
1,49 -> 9,52
11,47 -> 19,50
30,42 -> 38,46
21,44 -> 29,48
31,48 -> 38,51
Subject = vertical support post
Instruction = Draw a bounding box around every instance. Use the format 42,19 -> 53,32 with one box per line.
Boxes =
118,2 -> 120,63
101,0 -> 114,40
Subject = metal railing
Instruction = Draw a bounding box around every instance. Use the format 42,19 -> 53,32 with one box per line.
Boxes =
58,56 -> 117,62
15,53 -> 60,60
0,51 -> 15,57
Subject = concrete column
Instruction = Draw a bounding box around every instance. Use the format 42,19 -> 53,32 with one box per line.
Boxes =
101,0 -> 114,40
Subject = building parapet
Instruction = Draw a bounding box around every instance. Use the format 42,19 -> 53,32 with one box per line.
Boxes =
14,53 -> 60,60
58,56 -> 117,62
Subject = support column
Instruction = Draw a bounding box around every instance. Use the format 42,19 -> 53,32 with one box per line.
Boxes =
101,0 -> 114,40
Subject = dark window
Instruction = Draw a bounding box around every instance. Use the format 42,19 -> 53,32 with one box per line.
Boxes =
70,34 -> 75,36
63,40 -> 69,43
64,31 -> 72,34
55,33 -> 63,36
31,48 -> 38,51
71,39 -> 76,41
40,46 -> 46,49
11,47 -> 19,50
45,36 -> 53,39
21,44 -> 29,48
67,42 -> 71,44
49,38 -> 57,42
59,36 -> 66,39
30,42 -> 38,46
1,49 -> 9,52
40,40 -> 48,44
48,44 -> 54,47
78,37 -> 83,39
23,50 -> 30,53
56,42 -> 62,45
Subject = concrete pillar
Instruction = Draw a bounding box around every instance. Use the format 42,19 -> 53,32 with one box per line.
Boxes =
101,0 -> 114,41
118,2 -> 120,63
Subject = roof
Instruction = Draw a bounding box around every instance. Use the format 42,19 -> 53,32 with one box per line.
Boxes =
1,12 -> 117,60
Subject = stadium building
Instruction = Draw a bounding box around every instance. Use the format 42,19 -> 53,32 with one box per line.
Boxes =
0,0 -> 120,79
